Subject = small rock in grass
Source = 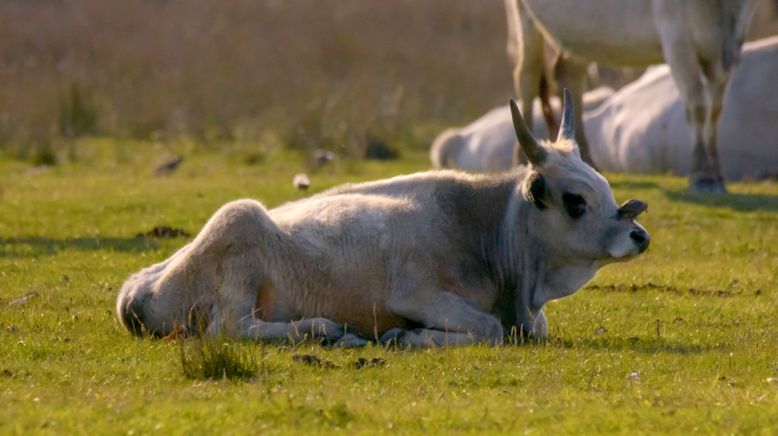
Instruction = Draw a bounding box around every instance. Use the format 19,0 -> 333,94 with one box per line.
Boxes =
364,138 -> 399,161
9,291 -> 40,307
352,357 -> 386,369
292,354 -> 338,368
313,149 -> 335,166
25,166 -> 50,176
153,156 -> 184,176
293,173 -> 311,190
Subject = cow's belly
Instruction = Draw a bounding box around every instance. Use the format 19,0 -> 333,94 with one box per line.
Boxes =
293,257 -> 409,336
524,0 -> 664,66
268,194 -> 426,335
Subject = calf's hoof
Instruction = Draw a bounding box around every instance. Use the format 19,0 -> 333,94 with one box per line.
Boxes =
333,333 -> 369,348
379,328 -> 405,347
294,318 -> 347,344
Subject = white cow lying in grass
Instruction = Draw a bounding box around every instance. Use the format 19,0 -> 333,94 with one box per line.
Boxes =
434,38 -> 778,180
117,91 -> 650,347
431,87 -> 614,172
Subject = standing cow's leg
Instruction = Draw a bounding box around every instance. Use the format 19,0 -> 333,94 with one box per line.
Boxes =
512,0 -> 545,165
675,72 -> 727,193
554,56 -> 597,168
701,65 -> 732,189
383,285 -> 504,347
654,2 -> 727,193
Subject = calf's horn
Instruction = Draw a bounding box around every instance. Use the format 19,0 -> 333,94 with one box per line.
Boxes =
557,88 -> 575,142
509,99 -> 547,167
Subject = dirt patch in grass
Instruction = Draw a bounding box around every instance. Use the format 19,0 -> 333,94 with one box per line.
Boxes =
585,282 -> 737,298
135,226 -> 191,239
291,354 -> 387,370
292,354 -> 338,369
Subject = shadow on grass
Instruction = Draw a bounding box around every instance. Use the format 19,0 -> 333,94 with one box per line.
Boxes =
585,282 -> 738,298
608,180 -> 663,190
0,236 -> 160,257
608,176 -> 778,213
664,189 -> 778,213
573,336 -> 723,355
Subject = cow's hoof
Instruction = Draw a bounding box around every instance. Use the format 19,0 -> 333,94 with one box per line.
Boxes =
333,333 -> 369,348
379,328 -> 405,346
689,177 -> 727,194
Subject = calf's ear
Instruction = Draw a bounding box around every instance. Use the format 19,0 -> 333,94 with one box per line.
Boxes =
616,199 -> 647,220
524,172 -> 548,210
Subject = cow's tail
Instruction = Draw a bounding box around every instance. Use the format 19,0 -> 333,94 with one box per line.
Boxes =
430,128 -> 463,169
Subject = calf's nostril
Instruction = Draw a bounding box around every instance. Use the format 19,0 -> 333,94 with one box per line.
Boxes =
629,229 -> 650,253
629,230 -> 646,244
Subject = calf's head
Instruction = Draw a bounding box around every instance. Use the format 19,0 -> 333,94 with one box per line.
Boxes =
510,90 -> 649,264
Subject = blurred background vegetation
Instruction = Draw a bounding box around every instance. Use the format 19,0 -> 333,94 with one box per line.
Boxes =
0,0 -> 513,164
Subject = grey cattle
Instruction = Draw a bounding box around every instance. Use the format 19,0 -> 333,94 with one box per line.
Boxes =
117,92 -> 650,347
507,0 -> 757,193
588,37 -> 778,180
747,0 -> 778,40
430,99 -> 551,173
430,87 -> 614,173
439,37 -> 778,180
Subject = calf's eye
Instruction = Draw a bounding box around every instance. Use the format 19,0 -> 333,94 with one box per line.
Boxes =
562,192 -> 586,219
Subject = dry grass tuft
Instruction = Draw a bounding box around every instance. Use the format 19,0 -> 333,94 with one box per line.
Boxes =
179,335 -> 263,381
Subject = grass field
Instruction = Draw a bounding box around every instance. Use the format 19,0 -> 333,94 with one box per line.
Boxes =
1,142 -> 777,434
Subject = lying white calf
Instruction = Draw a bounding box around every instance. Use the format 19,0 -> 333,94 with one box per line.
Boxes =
430,87 -> 614,172
117,91 -> 650,347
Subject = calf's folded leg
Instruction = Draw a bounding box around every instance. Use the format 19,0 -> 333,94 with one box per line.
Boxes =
385,289 -> 504,347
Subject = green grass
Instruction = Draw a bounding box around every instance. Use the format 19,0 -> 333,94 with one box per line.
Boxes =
1,140 -> 777,434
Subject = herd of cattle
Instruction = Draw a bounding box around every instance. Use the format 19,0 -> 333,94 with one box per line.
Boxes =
432,36 -> 778,181
116,1 -> 774,347
505,0 -> 775,193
